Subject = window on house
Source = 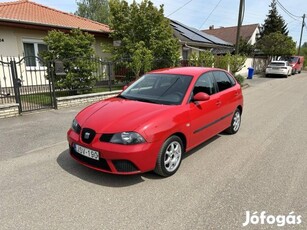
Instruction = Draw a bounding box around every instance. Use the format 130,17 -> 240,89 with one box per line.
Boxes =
182,48 -> 189,60
23,40 -> 48,67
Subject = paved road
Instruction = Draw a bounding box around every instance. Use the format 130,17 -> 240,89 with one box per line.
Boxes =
1,73 -> 306,229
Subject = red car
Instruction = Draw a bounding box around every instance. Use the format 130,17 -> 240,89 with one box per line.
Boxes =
67,67 -> 243,177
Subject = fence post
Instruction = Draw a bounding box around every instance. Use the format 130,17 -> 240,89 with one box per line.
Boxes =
49,61 -> 57,109
108,62 -> 112,91
10,59 -> 22,114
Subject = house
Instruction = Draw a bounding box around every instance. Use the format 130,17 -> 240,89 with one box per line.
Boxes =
170,19 -> 234,60
203,24 -> 267,75
0,0 -> 113,96
202,24 -> 260,46
0,0 -> 111,62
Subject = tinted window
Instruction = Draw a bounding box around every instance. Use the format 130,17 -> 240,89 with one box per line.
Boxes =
212,71 -> 233,92
270,62 -> 286,67
227,73 -> 236,86
193,72 -> 216,95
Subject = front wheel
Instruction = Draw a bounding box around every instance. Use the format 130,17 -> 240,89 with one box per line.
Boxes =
225,109 -> 241,134
154,136 -> 183,177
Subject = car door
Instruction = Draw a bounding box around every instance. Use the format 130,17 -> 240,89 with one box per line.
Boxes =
212,70 -> 239,130
188,72 -> 222,148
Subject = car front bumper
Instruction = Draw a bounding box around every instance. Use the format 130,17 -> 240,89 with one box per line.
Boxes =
67,129 -> 162,175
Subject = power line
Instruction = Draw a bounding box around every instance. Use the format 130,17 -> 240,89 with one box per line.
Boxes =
276,0 -> 301,20
198,0 -> 223,29
167,0 -> 193,17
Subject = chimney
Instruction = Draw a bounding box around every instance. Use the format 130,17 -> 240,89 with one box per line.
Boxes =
209,25 -> 214,30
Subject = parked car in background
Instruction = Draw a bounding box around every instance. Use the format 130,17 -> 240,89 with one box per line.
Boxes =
67,67 -> 243,177
288,56 -> 304,74
265,61 -> 292,78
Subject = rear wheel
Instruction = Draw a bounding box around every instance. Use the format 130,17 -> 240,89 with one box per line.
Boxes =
225,108 -> 241,134
154,136 -> 183,177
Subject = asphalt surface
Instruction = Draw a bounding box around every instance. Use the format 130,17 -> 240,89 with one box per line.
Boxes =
0,73 -> 306,229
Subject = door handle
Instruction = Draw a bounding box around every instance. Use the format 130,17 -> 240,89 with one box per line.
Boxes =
216,101 -> 221,106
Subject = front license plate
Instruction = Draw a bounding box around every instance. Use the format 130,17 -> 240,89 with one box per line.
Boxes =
74,144 -> 99,161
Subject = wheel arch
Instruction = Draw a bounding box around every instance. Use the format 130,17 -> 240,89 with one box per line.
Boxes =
168,132 -> 187,152
237,105 -> 243,114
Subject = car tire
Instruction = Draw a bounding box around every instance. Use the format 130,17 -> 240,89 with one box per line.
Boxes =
225,108 -> 241,134
154,136 -> 183,177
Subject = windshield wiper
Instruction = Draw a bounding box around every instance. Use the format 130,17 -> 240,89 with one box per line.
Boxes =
117,94 -> 128,99
134,98 -> 159,104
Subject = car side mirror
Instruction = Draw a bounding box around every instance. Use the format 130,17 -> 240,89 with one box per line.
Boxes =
123,85 -> 128,91
193,92 -> 210,102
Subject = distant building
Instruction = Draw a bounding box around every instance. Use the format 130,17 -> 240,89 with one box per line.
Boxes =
203,24 -> 260,46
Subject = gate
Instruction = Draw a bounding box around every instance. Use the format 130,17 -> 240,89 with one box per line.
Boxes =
0,56 -> 56,113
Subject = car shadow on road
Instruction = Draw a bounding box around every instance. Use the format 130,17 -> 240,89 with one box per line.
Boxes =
57,149 -> 164,187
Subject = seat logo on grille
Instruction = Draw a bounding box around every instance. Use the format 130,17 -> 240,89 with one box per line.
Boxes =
84,132 -> 91,139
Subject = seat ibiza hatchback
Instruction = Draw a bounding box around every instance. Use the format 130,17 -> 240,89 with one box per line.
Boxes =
67,67 -> 243,177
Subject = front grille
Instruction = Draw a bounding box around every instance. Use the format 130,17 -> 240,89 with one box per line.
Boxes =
113,160 -> 138,172
81,128 -> 96,144
70,147 -> 111,171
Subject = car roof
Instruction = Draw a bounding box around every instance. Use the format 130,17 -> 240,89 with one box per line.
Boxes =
148,67 -> 222,76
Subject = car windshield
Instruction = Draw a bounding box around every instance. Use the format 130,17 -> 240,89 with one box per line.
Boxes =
120,74 -> 193,105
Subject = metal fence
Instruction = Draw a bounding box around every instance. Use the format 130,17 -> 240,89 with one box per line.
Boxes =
0,56 -> 132,113
0,56 -> 55,113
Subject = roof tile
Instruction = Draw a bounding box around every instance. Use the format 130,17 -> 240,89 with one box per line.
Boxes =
0,0 -> 110,33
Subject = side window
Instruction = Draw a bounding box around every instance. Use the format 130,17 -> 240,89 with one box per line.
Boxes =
212,71 -> 233,92
193,72 -> 216,95
227,73 -> 236,86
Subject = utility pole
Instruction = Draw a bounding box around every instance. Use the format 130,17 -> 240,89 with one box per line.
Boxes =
235,0 -> 244,54
297,14 -> 305,55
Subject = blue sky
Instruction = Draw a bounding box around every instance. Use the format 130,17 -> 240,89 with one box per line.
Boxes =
2,0 -> 306,44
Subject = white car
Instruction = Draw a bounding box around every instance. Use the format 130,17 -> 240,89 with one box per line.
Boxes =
265,61 -> 292,78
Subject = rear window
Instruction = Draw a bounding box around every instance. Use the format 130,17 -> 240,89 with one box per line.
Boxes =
270,62 -> 286,67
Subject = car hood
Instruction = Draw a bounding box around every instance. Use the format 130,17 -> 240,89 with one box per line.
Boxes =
76,97 -> 173,133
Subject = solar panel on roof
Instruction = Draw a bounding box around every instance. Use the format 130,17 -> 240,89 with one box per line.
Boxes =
170,19 -> 232,47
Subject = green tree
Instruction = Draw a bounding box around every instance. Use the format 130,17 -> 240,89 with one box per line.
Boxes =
256,32 -> 296,58
259,0 -> 288,38
108,0 -> 180,76
75,0 -> 109,24
41,29 -> 97,91
238,36 -> 254,56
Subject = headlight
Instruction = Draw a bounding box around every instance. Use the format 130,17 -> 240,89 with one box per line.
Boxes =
71,118 -> 81,134
110,132 -> 145,145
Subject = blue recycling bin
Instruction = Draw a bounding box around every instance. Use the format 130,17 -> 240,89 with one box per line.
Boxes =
247,67 -> 254,79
